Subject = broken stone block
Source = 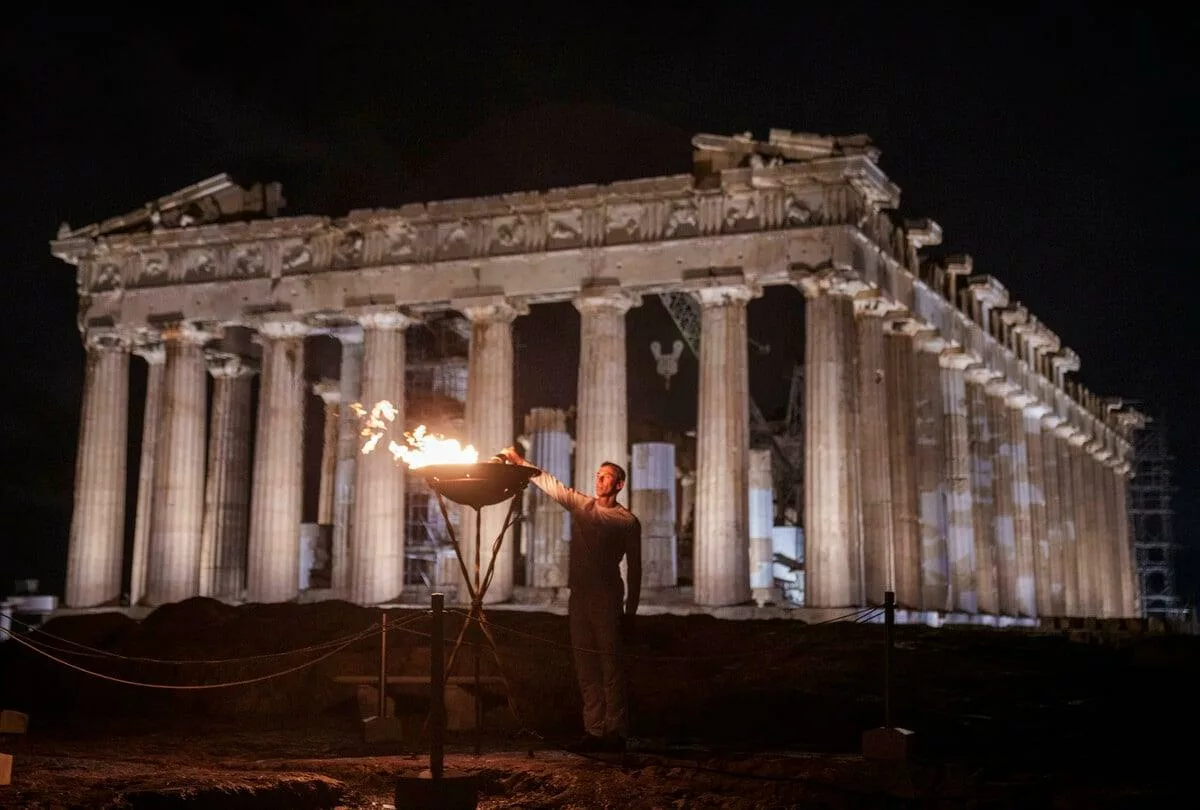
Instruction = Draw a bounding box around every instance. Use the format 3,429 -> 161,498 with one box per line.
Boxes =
862,726 -> 914,761
0,752 -> 11,786
0,711 -> 27,735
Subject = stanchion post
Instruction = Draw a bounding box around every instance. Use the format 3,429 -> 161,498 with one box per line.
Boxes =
884,590 -> 894,729
378,607 -> 388,720
431,593 -> 445,780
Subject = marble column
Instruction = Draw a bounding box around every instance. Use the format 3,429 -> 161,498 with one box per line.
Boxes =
460,297 -> 523,604
854,298 -> 898,606
525,408 -> 572,588
1023,404 -> 1051,617
630,441 -> 677,588
965,371 -> 1001,614
1005,394 -> 1037,618
574,284 -> 639,508
349,308 -> 416,606
1039,415 -> 1067,616
1090,442 -> 1118,617
985,385 -> 1018,616
246,318 -> 307,604
801,277 -> 864,607
313,379 -> 340,526
331,327 -> 364,597
65,328 -> 131,608
145,323 -> 210,606
748,448 -> 774,602
693,281 -> 757,606
940,352 -> 978,613
198,353 -> 256,600
1053,425 -> 1082,616
1067,434 -> 1095,615
910,328 -> 948,612
1113,462 -> 1138,617
129,339 -> 165,607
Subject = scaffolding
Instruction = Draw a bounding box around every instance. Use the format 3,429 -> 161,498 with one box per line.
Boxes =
1129,421 -> 1181,617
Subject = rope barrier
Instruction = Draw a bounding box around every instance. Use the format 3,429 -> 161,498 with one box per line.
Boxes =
0,612 -> 428,690
443,604 -> 882,662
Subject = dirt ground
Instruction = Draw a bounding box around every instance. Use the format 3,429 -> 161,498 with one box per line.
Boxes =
1,597 -> 1195,808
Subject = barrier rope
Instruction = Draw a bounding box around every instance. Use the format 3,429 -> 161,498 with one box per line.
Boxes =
443,604 -> 881,662
0,612 -> 428,690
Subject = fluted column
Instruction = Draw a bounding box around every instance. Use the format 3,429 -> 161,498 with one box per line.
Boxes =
1090,442 -> 1118,617
1054,424 -> 1082,616
966,371 -> 1001,614
313,379 -> 340,526
574,284 -> 639,509
1005,394 -> 1037,618
246,318 -> 307,604
129,339 -> 165,607
145,323 -> 210,606
855,298 -> 898,606
748,448 -> 774,601
940,352 -> 978,613
800,276 -> 865,607
910,328 -> 948,611
331,327 -> 364,596
65,328 -> 131,608
1022,404 -> 1051,617
349,308 -> 417,605
525,408 -> 573,588
460,297 -> 523,604
1112,462 -> 1138,616
985,384 -> 1019,616
198,353 -> 256,600
693,280 -> 757,606
1067,433 -> 1096,615
1040,415 -> 1067,616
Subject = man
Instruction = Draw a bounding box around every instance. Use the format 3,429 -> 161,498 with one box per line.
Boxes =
501,446 -> 641,753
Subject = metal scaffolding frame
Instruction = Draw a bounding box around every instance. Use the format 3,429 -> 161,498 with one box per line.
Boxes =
1129,421 -> 1181,617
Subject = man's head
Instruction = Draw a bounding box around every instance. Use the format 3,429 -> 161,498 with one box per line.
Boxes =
595,461 -> 627,499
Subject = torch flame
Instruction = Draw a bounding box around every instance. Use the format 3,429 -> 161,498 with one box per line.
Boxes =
353,400 -> 478,468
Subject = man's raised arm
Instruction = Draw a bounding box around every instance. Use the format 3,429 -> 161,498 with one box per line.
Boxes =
500,446 -> 590,513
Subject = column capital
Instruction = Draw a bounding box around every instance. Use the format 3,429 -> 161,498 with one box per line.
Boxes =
573,281 -> 641,314
793,267 -> 869,299
205,351 -> 258,379
939,348 -> 978,371
965,365 -> 1002,384
1040,413 -> 1065,431
350,305 -> 421,331
984,378 -> 1019,398
853,293 -> 906,318
255,315 -> 308,341
1067,430 -> 1090,447
83,326 -> 131,352
1052,421 -> 1078,440
454,294 -> 528,324
1022,401 -> 1052,419
1003,390 -> 1036,409
160,321 -> 216,346
313,378 -> 341,405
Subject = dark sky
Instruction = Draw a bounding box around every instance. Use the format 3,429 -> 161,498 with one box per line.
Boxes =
2,4 -> 1196,600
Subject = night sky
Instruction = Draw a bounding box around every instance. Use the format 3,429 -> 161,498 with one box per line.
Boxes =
2,4 -> 1195,601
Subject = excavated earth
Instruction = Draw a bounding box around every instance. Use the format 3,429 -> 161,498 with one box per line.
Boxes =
0,597 -> 1195,808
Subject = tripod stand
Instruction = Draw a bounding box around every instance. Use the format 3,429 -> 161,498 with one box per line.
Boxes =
421,462 -> 538,754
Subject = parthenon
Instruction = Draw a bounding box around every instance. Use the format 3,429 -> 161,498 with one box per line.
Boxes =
50,128 -> 1143,619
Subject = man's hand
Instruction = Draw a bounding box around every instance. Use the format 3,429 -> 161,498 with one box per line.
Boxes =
500,446 -> 525,465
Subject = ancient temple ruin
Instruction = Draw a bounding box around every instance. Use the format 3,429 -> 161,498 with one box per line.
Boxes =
50,129 -> 1143,619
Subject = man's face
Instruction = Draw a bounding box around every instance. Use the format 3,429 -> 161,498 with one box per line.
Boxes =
594,465 -> 623,498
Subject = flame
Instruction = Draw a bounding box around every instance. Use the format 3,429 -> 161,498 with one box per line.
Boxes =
354,400 -> 478,468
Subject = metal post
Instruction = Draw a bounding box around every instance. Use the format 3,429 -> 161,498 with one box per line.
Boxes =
378,607 -> 388,719
884,590 -> 895,729
431,593 -> 445,780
